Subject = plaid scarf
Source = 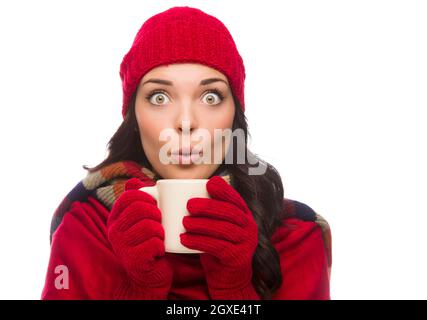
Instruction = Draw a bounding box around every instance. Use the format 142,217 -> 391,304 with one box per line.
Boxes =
49,160 -> 232,244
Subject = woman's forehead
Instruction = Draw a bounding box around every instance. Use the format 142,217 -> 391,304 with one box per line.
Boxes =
142,63 -> 228,82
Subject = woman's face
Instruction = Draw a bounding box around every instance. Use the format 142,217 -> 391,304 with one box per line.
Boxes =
135,63 -> 235,179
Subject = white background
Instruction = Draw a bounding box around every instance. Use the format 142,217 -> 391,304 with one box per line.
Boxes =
0,0 -> 426,299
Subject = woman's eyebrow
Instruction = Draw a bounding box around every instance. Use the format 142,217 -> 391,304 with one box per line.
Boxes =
200,78 -> 228,86
141,78 -> 228,87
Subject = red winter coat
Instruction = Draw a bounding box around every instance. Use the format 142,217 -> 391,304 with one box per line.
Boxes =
41,194 -> 332,300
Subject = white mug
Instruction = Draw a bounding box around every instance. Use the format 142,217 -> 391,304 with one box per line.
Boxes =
140,179 -> 209,254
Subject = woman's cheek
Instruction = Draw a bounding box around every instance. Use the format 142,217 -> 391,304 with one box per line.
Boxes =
139,125 -> 162,159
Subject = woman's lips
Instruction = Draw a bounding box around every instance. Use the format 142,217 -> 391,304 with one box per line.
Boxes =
170,148 -> 203,165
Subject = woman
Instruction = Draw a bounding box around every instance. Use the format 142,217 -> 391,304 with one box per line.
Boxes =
42,6 -> 332,300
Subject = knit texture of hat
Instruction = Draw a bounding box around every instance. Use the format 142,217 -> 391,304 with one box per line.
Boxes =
119,6 -> 246,118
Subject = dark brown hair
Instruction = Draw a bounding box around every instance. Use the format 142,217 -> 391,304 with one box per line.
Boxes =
84,92 -> 287,299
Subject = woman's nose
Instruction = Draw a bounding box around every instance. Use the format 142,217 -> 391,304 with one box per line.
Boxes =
175,102 -> 199,134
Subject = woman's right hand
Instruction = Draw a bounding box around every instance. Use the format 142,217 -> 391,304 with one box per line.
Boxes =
107,178 -> 173,298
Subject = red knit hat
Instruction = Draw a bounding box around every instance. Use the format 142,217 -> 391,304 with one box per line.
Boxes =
119,6 -> 246,118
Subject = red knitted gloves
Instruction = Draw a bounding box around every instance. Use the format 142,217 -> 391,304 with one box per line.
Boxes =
107,178 -> 173,299
180,176 -> 260,299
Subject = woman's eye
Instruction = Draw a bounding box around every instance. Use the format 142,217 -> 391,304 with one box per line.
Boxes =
202,90 -> 224,105
146,91 -> 170,105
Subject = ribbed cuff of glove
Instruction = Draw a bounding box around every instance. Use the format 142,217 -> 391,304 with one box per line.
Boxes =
209,282 -> 260,300
115,277 -> 171,300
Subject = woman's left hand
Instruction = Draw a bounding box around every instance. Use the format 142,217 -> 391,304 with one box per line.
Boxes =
180,176 -> 260,299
